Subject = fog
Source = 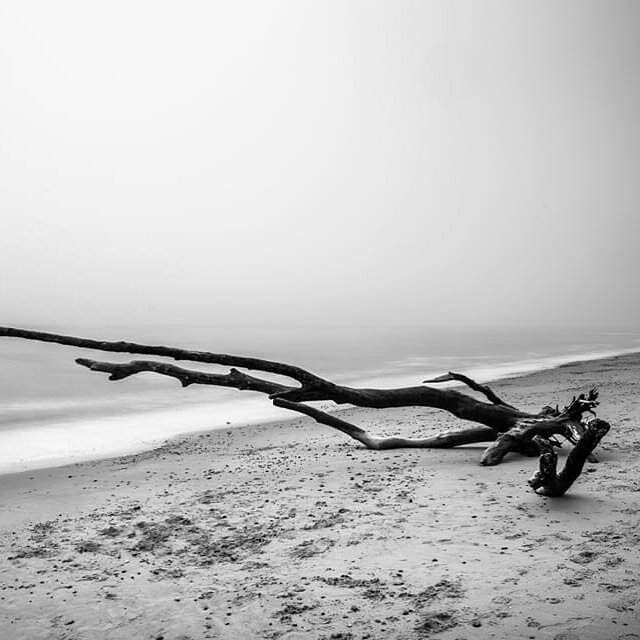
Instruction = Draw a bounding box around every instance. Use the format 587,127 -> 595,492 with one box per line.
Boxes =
1,1 -> 639,330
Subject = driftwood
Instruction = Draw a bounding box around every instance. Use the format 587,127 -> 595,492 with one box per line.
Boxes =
0,326 -> 610,496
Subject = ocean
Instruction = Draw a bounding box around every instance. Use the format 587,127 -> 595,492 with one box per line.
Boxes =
1,324 -> 638,474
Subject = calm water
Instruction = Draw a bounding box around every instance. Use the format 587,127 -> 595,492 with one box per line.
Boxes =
1,325 -> 638,473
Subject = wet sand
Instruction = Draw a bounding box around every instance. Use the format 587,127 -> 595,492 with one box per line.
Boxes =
1,354 -> 639,639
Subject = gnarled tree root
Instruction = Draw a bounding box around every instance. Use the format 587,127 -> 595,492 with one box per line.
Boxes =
528,420 -> 611,496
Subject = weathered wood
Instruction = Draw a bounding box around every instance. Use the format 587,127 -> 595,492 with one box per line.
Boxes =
0,326 -> 322,386
480,418 -> 571,466
0,326 -> 611,496
0,326 -> 529,431
424,371 -> 515,408
272,397 -> 498,451
528,420 -> 610,496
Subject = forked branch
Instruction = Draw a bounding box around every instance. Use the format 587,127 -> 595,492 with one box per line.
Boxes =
0,326 -> 612,496
424,372 -> 514,408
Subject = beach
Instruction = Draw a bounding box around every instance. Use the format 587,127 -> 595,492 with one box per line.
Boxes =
1,353 -> 639,639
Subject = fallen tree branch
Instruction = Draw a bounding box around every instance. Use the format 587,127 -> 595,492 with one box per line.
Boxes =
0,326 -> 612,496
75,358 -> 289,396
272,397 -> 498,451
0,326 -> 527,431
0,326 -> 323,387
78,357 -> 500,450
423,371 -> 514,408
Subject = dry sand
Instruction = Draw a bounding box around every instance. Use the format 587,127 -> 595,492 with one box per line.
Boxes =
1,354 -> 639,639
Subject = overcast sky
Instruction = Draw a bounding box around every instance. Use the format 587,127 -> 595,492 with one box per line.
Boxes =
1,1 -> 638,330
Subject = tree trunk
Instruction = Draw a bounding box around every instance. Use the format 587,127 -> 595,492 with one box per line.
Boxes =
0,326 -> 610,496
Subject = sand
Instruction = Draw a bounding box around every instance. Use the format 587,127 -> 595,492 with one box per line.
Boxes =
0,353 -> 639,639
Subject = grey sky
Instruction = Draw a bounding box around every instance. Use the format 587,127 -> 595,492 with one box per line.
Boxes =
1,1 -> 638,329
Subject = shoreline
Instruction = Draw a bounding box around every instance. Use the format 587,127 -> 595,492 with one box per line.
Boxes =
1,348 -> 638,479
1,352 -> 639,638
